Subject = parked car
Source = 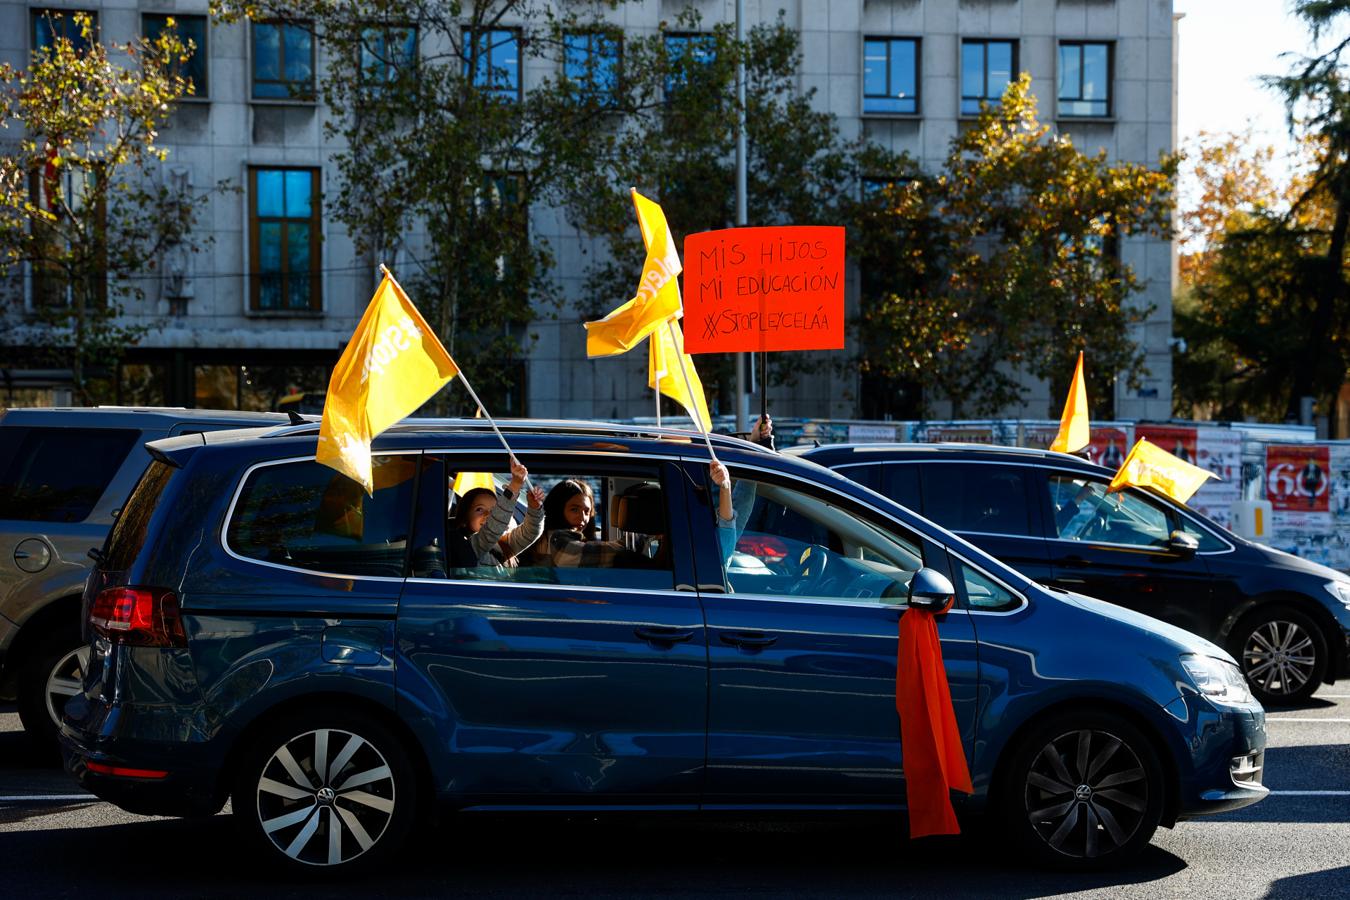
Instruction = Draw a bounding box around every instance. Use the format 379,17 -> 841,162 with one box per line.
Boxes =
62,420 -> 1266,873
794,442 -> 1350,707
0,406 -> 288,750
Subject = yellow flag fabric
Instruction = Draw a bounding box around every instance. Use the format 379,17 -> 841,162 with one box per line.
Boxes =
1049,351 -> 1090,454
584,189 -> 685,358
1108,438 -> 1217,504
649,319 -> 712,431
451,471 -> 498,497
317,273 -> 459,493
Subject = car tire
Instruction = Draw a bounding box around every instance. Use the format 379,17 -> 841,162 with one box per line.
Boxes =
1230,605 -> 1327,707
232,706 -> 418,875
997,710 -> 1165,870
16,624 -> 87,757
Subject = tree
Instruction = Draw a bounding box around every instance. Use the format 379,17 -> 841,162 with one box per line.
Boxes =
1172,130 -> 1321,420
855,75 -> 1176,417
0,13 -> 212,403
1254,0 -> 1350,425
554,10 -> 865,413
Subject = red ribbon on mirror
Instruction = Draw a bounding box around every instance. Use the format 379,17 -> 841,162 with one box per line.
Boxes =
897,604 -> 974,837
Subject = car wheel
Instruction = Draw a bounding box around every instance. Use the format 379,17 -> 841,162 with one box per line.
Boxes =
233,707 -> 417,874
999,711 -> 1164,869
1232,605 -> 1326,706
16,626 -> 87,756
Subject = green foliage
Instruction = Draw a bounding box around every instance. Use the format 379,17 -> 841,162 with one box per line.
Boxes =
853,75 -> 1176,417
0,13 -> 215,402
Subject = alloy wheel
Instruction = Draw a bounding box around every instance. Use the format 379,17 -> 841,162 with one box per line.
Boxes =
255,728 -> 397,867
1023,728 -> 1148,859
44,645 -> 90,727
1242,620 -> 1316,698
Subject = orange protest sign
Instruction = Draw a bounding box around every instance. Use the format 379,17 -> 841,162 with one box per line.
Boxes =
682,226 -> 845,354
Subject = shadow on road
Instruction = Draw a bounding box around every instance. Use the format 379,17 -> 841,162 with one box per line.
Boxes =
0,813 -> 1188,898
1264,863 -> 1350,899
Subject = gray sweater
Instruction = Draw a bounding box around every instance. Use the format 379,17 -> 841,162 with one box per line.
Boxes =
470,489 -> 545,566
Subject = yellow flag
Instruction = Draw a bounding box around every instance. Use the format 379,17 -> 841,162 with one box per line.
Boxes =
649,320 -> 712,431
1108,438 -> 1217,504
1049,351 -> 1090,454
451,471 -> 498,497
317,273 -> 459,493
584,189 -> 685,357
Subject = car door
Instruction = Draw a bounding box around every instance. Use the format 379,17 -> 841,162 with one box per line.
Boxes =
687,461 -> 979,808
1038,470 -> 1215,635
915,461 -> 1056,585
396,452 -> 708,807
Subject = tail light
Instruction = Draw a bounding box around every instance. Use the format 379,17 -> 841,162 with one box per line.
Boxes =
88,587 -> 186,647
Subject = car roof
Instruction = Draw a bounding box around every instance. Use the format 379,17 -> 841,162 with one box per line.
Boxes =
150,417 -> 778,463
0,406 -> 289,428
792,441 -> 1111,475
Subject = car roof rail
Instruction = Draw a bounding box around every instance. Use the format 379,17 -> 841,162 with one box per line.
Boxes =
257,417 -> 774,453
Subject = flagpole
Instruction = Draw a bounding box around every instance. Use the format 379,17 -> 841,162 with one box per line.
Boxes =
666,318 -> 719,465
379,262 -> 529,489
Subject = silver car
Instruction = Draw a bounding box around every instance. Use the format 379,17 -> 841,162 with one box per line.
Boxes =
0,406 -> 286,752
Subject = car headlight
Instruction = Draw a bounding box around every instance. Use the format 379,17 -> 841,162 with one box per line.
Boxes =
1181,653 -> 1254,706
1324,580 -> 1350,612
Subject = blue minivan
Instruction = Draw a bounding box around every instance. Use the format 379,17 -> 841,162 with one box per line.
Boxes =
61,420 -> 1266,873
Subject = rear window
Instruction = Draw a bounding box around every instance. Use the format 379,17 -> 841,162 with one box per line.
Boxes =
103,460 -> 177,570
226,456 -> 418,578
0,426 -> 139,522
919,463 -> 1035,537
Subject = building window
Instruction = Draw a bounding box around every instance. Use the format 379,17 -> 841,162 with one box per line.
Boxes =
31,8 -> 96,55
143,14 -> 209,99
663,32 -> 715,96
563,30 -> 620,103
252,21 -> 315,100
862,37 -> 918,115
1059,41 -> 1112,117
359,24 -> 417,87
961,39 -> 1016,115
248,168 -> 320,312
465,28 -> 520,101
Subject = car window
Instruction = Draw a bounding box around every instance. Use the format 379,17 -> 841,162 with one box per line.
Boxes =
883,464 -> 922,512
226,455 -> 418,577
0,426 -> 139,522
956,559 -> 1021,611
1175,515 -> 1229,552
438,464 -> 675,592
1047,475 -> 1170,548
103,460 -> 176,571
713,472 -> 924,604
919,463 -> 1035,536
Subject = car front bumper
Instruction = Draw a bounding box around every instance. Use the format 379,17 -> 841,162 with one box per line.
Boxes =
1165,695 -> 1268,820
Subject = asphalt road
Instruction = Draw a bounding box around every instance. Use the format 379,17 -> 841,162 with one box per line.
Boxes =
1,695 -> 1347,900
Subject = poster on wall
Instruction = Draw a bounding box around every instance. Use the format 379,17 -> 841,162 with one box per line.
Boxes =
1266,443 -> 1332,528
1135,424 -> 1199,465
1190,428 -> 1243,528
913,423 -> 999,444
1085,426 -> 1131,470
848,423 -> 899,444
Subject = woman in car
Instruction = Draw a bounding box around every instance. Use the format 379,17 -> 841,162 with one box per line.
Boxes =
525,478 -> 604,567
448,457 -> 545,569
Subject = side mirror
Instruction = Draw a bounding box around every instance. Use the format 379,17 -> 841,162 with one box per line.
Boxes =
1167,530 -> 1200,556
907,567 -> 956,612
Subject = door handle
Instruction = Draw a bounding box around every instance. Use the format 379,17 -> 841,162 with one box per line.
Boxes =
634,626 -> 695,645
719,631 -> 777,649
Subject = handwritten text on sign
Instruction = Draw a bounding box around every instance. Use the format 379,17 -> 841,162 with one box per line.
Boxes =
682,226 -> 846,353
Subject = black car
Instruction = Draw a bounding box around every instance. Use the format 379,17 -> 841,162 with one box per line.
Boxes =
795,442 -> 1350,706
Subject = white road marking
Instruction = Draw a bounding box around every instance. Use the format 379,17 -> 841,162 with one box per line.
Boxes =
1268,790 -> 1350,796
0,794 -> 96,802
1266,717 -> 1350,723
